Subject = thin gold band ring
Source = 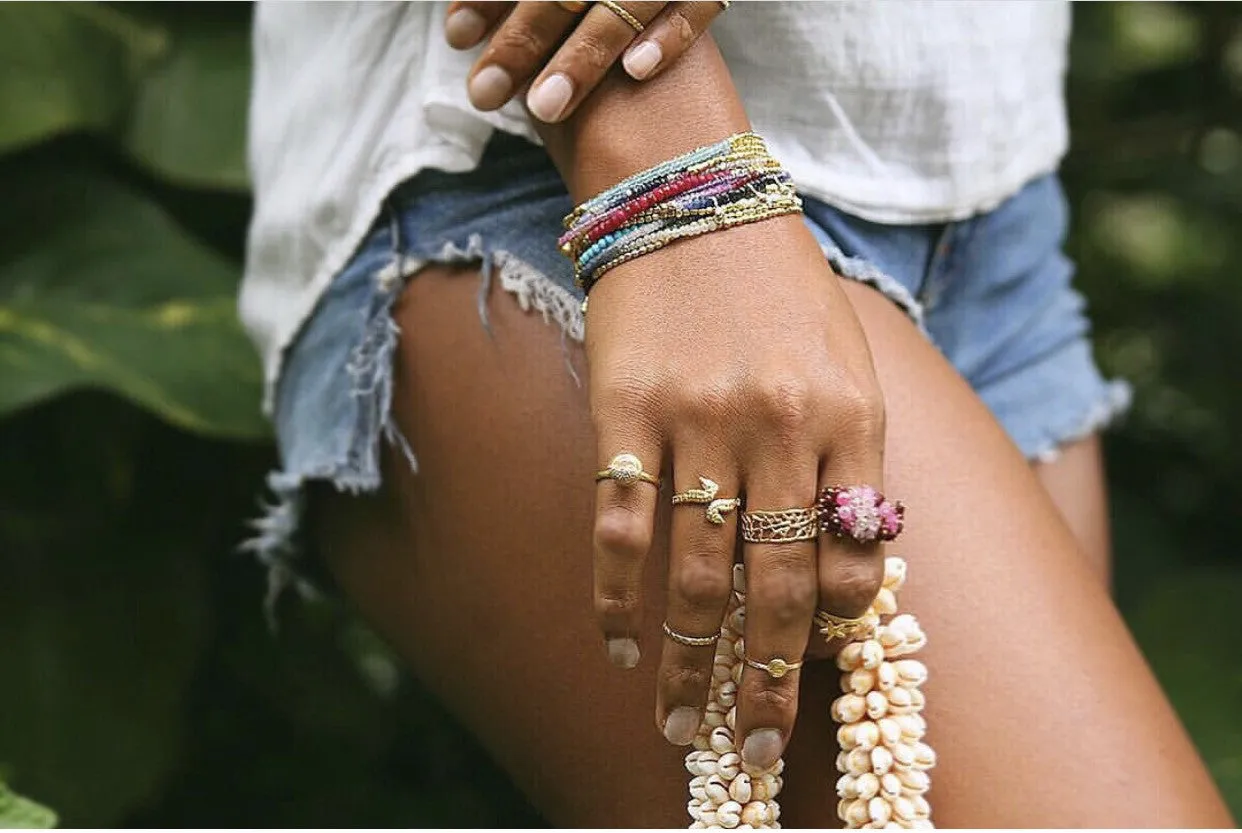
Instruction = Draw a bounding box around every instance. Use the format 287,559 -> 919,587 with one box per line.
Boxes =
594,453 -> 660,486
596,0 -> 645,33
743,655 -> 804,680
662,621 -> 720,647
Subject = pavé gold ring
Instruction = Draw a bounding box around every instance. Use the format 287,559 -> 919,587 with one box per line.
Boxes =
597,0 -> 645,33
594,453 -> 660,487
739,506 -> 818,543
743,655 -> 804,680
662,621 -> 720,647
671,476 -> 742,525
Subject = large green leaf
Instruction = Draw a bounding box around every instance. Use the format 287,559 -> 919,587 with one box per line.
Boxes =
0,162 -> 267,438
0,781 -> 57,829
0,3 -> 250,190
1128,569 -> 1242,816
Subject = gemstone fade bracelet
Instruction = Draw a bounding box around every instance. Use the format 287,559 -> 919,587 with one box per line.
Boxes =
559,132 -> 803,294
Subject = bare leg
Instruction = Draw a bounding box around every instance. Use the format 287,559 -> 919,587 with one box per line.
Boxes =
313,266 -> 1232,827
1033,435 -> 1113,585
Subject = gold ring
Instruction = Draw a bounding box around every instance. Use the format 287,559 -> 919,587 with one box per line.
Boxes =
743,655 -> 803,680
739,507 -> 818,543
662,621 -> 719,647
557,0 -> 589,11
597,0 -> 645,32
671,476 -> 742,525
814,609 -> 873,642
594,453 -> 660,487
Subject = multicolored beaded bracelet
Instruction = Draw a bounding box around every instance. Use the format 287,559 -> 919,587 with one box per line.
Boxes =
559,132 -> 802,293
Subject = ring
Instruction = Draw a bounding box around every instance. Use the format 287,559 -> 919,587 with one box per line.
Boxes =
743,655 -> 803,680
816,485 -> 905,544
557,0 -> 589,11
597,0 -> 645,32
594,453 -> 660,486
671,476 -> 742,525
814,609 -> 873,642
718,0 -> 730,8
662,621 -> 720,647
739,507 -> 818,543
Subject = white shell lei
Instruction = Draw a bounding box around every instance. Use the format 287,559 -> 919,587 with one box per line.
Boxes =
684,556 -> 934,829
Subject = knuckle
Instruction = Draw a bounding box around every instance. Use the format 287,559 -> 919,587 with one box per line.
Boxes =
756,376 -> 814,437
748,569 -> 817,628
593,374 -> 660,421
837,381 -> 886,445
673,559 -> 732,612
566,32 -> 613,75
594,587 -> 640,621
676,379 -> 737,427
660,662 -> 713,694
820,557 -> 885,617
594,506 -> 652,559
744,681 -> 798,716
489,24 -> 547,67
663,7 -> 698,52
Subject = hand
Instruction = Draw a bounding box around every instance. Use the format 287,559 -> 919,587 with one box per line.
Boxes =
587,215 -> 889,771
444,1 -> 724,123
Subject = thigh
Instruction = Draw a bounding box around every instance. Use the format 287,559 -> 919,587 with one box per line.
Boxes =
1033,434 -> 1113,584
314,265 -> 1230,827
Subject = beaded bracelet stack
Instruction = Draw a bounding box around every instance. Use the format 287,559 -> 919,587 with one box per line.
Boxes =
559,132 -> 803,293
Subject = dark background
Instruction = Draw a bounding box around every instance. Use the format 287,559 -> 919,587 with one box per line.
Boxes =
1,2 -> 1239,827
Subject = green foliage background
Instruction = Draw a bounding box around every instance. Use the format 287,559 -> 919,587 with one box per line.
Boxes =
0,2 -> 1239,826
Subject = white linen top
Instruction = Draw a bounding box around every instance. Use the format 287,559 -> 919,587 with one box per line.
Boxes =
241,0 -> 1071,411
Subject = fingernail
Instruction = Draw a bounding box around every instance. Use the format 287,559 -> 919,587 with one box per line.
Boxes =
527,72 -> 573,122
623,41 -> 663,80
468,65 -> 513,110
741,728 -> 783,769
606,637 -> 640,669
444,8 -> 487,49
663,707 -> 702,745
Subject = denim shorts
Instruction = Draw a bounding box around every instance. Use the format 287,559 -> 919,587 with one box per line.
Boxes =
246,133 -> 1130,611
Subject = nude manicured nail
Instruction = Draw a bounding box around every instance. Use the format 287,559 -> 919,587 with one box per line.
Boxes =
623,41 -> 662,80
468,65 -> 513,110
741,728 -> 783,769
663,707 -> 701,746
527,73 -> 573,122
444,8 -> 487,49
607,637 -> 640,669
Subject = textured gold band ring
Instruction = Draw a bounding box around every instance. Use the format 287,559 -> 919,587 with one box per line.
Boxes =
594,453 -> 660,487
663,621 -> 720,647
739,507 -> 818,543
814,609 -> 873,641
597,0 -> 645,32
743,655 -> 804,680
671,476 -> 742,525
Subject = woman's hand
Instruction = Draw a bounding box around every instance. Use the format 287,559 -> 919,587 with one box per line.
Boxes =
444,1 -> 724,123
587,214 -> 889,770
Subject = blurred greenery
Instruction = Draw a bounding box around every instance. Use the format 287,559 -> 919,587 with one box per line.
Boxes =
0,1 -> 1239,827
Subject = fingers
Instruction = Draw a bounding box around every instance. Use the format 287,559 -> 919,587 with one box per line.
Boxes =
735,447 -> 821,772
458,2 -> 581,111
443,2 -> 512,50
593,434 -> 664,670
657,449 -> 741,746
526,1 -> 667,122
621,0 -> 723,81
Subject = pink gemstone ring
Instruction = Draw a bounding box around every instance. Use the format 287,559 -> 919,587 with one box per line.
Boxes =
816,485 -> 905,544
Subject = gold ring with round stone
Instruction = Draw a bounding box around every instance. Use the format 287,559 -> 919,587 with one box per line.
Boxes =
557,0 -> 589,12
662,621 -> 720,647
739,507 -> 818,543
814,609 -> 873,642
671,476 -> 742,525
743,655 -> 804,680
597,0 -> 645,32
594,453 -> 660,487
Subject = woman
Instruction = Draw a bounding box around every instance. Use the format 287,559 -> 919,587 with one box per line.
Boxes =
240,2 -> 1233,826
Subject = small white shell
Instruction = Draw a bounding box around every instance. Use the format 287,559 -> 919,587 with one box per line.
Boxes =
729,772 -> 753,803
892,796 -> 917,822
868,796 -> 893,825
879,772 -> 902,800
846,668 -> 877,696
883,557 -> 906,590
844,798 -> 870,827
728,607 -> 746,633
713,662 -> 734,683
689,775 -> 708,802
733,563 -> 747,593
873,587 -> 898,614
837,642 -> 865,671
854,772 -> 880,800
717,751 -> 741,780
865,690 -> 889,720
876,662 -> 898,691
860,640 -> 885,670
846,747 -> 873,776
889,741 -> 916,767
870,745 -> 894,775
731,662 -> 744,685
705,774 -> 731,805
726,705 -> 737,732
893,712 -> 924,741
911,741 -> 936,770
897,768 -> 930,794
911,794 -> 931,818
718,680 -> 738,708
704,710 -> 726,729
877,717 -> 902,747
836,773 -> 858,799
893,660 -> 928,687
740,801 -> 769,827
709,726 -> 735,755
885,686 -> 913,712
833,693 -> 868,724
717,800 -> 743,828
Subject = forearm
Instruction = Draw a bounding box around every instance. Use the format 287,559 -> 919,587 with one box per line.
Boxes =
533,35 -> 750,203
